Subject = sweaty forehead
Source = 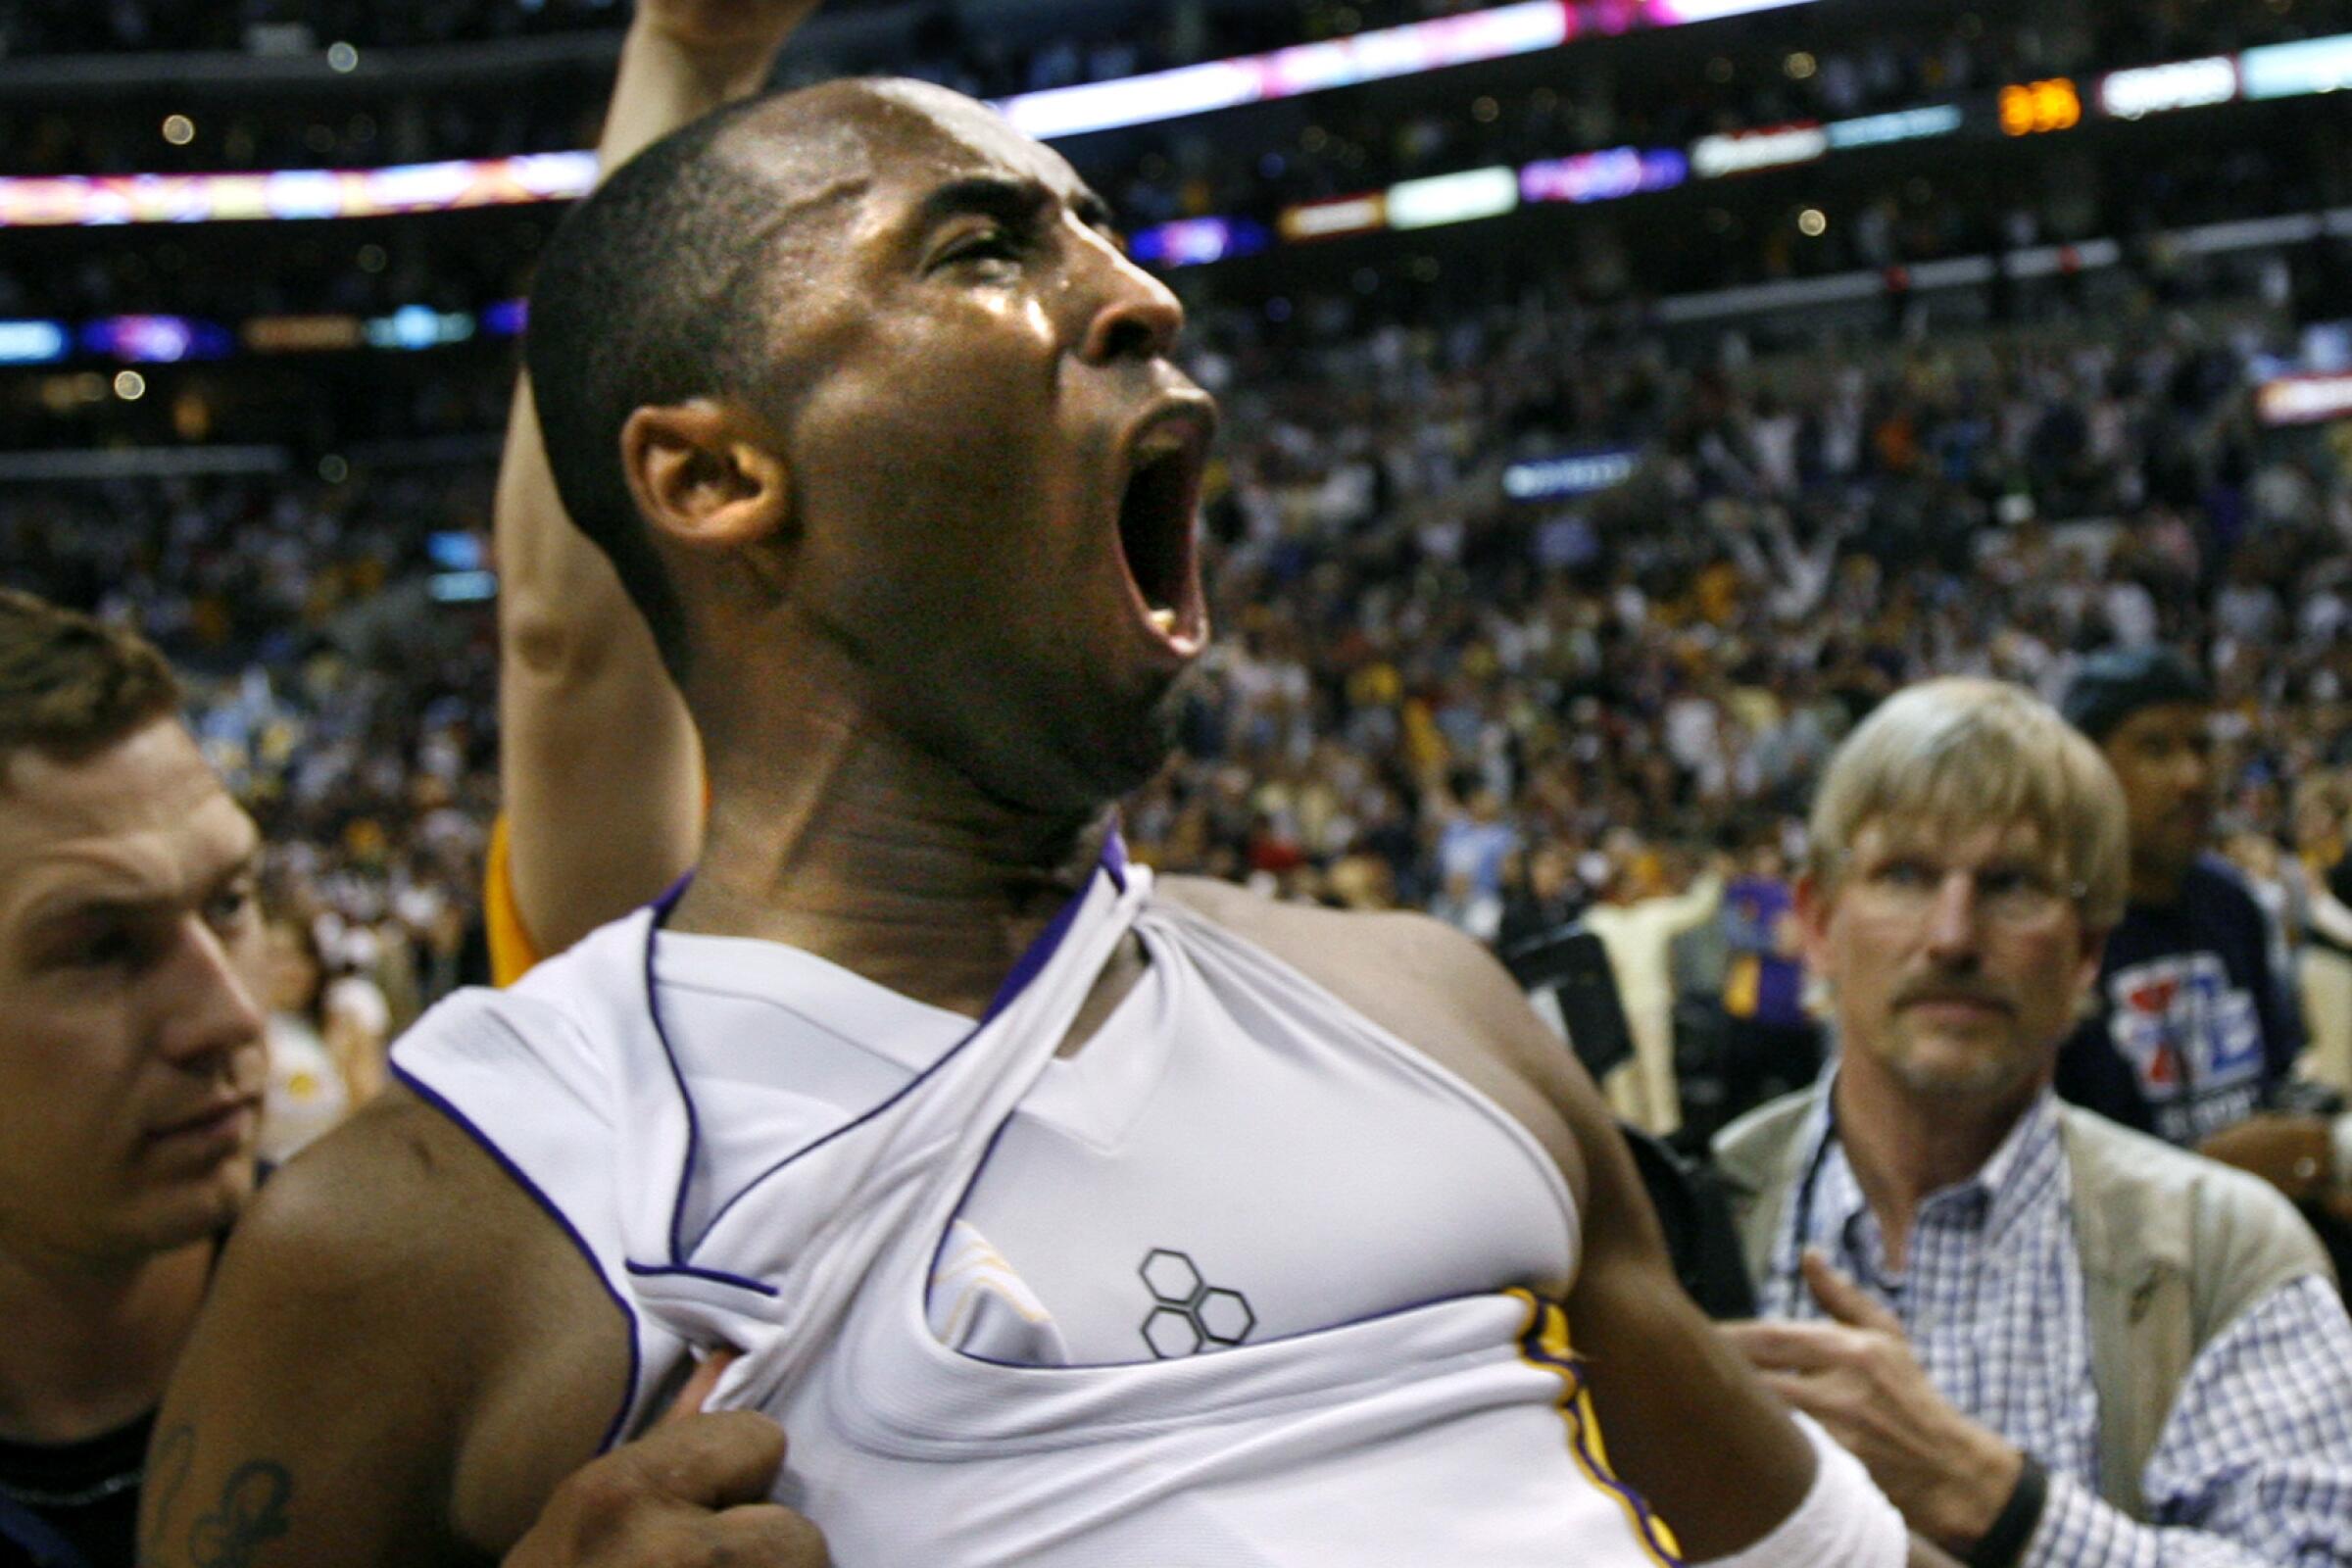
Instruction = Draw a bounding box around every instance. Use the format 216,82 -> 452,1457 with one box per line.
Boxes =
734,77 -> 1088,214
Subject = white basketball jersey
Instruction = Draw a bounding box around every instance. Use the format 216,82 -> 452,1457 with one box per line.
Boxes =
394,845 -> 1682,1567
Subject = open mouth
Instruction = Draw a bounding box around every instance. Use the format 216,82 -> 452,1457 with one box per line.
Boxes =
1116,400 -> 1214,653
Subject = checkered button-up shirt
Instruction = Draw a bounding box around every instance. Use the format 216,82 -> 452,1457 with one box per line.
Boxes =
1764,1088 -> 2352,1567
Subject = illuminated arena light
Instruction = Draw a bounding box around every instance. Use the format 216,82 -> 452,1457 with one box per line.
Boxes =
1690,122 -> 1830,177
1823,105 -> 1964,148
2241,33 -> 2352,99
995,0 -> 1816,142
79,316 -> 233,363
1128,217 -> 1274,268
1280,194 -> 1389,242
2258,374 -> 2352,426
1386,166 -> 1521,230
0,321 -> 72,365
0,1 -> 1819,227
1503,450 -> 1640,501
1520,147 -> 1689,204
0,12 -> 2341,303
0,151 -> 599,228
2097,57 -> 2239,120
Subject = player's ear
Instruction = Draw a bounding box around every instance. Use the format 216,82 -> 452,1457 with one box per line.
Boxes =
621,399 -> 792,552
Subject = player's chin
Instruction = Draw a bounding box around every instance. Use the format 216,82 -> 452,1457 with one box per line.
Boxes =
1091,684 -> 1190,798
1061,663 -> 1194,799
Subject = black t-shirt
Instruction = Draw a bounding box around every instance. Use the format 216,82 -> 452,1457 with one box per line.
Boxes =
0,1411 -> 150,1568
0,1214 -> 251,1568
2057,857 -> 2303,1145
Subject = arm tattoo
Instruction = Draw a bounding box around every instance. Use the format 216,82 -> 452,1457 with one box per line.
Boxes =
187,1462 -> 292,1568
147,1425 -> 195,1541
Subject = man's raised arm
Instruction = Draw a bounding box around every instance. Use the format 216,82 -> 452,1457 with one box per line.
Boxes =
496,0 -> 821,976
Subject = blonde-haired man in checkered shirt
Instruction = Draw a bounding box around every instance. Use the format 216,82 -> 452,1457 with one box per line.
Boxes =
1715,676 -> 2352,1568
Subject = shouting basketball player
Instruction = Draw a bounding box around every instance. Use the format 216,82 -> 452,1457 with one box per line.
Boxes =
149,57 -> 1920,1568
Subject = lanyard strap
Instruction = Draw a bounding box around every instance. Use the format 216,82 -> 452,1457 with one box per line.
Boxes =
0,1494 -> 95,1568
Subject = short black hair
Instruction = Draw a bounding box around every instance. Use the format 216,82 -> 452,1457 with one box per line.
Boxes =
525,95 -> 793,682
2059,645 -> 2213,743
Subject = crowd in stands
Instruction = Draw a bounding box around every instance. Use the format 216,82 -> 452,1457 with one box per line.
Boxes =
1119,270 -> 2352,1130
5,155 -> 2351,1158
0,219 -> 541,337
0,125 -> 2333,391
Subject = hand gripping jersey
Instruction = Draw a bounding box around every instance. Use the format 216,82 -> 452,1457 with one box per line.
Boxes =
394,846 -> 1681,1567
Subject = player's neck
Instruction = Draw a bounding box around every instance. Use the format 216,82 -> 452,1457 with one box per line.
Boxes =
1830,1065 -> 2028,1272
0,1235 -> 213,1445
675,683 -> 1113,1018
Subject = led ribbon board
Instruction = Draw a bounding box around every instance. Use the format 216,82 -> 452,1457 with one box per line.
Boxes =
0,152 -> 598,229
0,0 -> 1831,227
996,0 -> 1818,142
2241,34 -> 2352,99
1503,449 -> 1640,500
2097,57 -> 2238,119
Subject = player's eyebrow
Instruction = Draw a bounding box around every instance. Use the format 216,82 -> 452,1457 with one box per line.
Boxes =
910,174 -> 1120,239
912,174 -> 1055,237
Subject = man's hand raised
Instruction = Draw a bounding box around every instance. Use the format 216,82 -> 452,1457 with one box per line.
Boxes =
503,1352 -> 826,1567
635,0 -> 825,60
1720,1250 -> 2023,1555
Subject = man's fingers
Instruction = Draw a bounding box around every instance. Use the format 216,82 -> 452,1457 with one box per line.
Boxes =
1753,1368 -> 1837,1420
660,1348 -> 739,1428
1719,1318 -> 1855,1372
1800,1249 -> 1904,1334
619,1409 -> 789,1512
511,1374 -> 804,1568
716,1502 -> 832,1566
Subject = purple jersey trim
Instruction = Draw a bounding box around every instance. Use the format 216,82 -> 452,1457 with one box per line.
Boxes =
1518,1311 -> 1683,1566
392,1061 -> 645,1455
1101,825 -> 1130,893
643,837 -> 1118,1277
645,875 -> 707,1266
623,1258 -> 781,1298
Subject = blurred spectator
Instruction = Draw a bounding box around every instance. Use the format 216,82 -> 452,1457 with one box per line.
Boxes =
2055,647 -> 2302,1147
1496,840 -> 1589,955
2298,783 -> 2352,1092
1582,835 -> 1725,1137
255,911 -> 387,1161
1717,836 -> 1819,1124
